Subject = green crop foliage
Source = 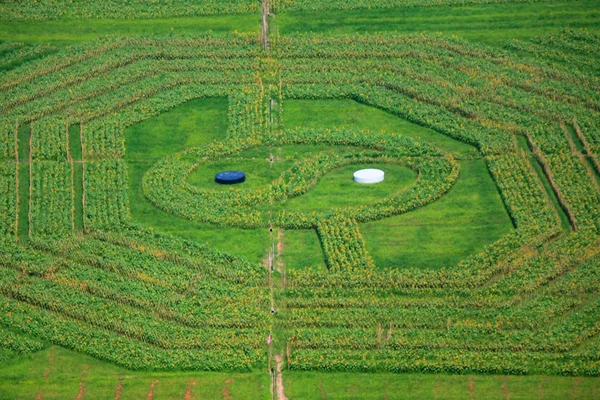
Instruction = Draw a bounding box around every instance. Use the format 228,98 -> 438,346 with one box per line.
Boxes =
0,2 -> 599,397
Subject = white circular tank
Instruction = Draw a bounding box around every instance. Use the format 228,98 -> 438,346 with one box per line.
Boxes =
353,168 -> 384,184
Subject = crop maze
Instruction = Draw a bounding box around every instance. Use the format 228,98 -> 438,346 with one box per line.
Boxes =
0,29 -> 599,376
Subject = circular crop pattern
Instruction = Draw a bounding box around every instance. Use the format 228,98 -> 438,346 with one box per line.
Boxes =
143,128 -> 459,230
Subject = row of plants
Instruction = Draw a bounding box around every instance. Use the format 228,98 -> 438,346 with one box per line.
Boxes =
0,290 -> 263,371
0,0 -> 259,21
83,160 -> 130,231
0,162 -> 16,240
316,214 -> 376,271
271,0 -> 551,12
0,270 -> 265,351
30,161 -> 73,237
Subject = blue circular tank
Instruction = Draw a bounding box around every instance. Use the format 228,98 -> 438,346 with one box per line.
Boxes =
215,170 -> 246,184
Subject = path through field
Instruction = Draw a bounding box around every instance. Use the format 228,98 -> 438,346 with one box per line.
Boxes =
275,354 -> 288,400
146,380 -> 158,400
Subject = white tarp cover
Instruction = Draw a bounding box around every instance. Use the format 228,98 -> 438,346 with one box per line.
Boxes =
353,168 -> 384,184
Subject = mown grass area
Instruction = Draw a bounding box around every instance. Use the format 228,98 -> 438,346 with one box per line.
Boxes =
276,0 -> 600,47
125,98 -> 269,264
362,159 -> 513,269
283,99 -> 512,270
0,14 -> 260,46
284,371 -> 600,400
0,347 -> 270,400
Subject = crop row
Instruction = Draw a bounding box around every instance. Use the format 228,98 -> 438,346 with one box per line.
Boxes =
316,214 -> 375,271
1,0 -> 259,21
271,0 -> 551,12
30,161 -> 73,237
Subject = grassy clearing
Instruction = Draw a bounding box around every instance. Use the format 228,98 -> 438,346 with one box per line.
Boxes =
278,228 -> 326,271
274,163 -> 416,213
284,99 -> 512,269
362,159 -> 512,269
188,154 -> 294,190
283,99 -> 476,156
283,371 -> 599,400
0,14 -> 260,46
0,346 -> 270,400
276,0 -> 600,47
125,97 -> 269,264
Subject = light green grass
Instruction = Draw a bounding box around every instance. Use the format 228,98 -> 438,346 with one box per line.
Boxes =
0,346 -> 270,400
274,163 -> 416,213
284,371 -> 599,400
284,99 -> 512,270
0,15 -> 260,46
283,99 -> 476,156
125,98 -> 269,264
362,159 -> 513,269
276,0 -> 600,47
278,228 -> 326,271
188,154 -> 294,190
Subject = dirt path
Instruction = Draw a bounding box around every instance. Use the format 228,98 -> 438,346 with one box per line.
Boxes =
222,379 -> 233,400
75,382 -> 85,400
275,354 -> 288,400
114,376 -> 124,400
147,380 -> 159,400
467,376 -> 475,400
537,377 -> 545,400
75,365 -> 89,400
184,380 -> 196,400
502,376 -> 510,400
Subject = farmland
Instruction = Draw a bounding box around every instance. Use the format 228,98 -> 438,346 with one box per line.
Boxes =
0,0 -> 599,398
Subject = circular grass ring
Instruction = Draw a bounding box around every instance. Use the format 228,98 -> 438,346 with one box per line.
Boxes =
215,170 -> 246,184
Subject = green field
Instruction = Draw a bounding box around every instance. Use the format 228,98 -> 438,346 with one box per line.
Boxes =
277,0 -> 600,46
1,0 -> 599,398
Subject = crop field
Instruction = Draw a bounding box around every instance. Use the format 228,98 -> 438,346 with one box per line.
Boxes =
0,0 -> 599,399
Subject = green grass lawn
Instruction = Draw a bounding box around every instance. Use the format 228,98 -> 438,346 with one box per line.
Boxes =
0,14 -> 260,46
283,99 -> 512,269
125,97 -> 269,264
276,0 -> 600,47
362,159 -> 513,269
0,347 -> 270,400
284,371 -> 600,400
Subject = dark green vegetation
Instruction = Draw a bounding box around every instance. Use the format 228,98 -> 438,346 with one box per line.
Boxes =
276,0 -> 600,46
0,0 -> 599,398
